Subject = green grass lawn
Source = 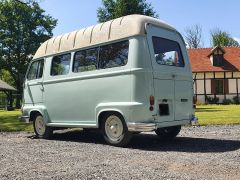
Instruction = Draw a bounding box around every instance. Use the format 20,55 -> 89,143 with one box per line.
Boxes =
196,105 -> 240,125
0,110 -> 33,132
0,105 -> 240,132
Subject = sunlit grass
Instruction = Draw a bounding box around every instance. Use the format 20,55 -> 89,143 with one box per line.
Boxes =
0,110 -> 33,132
0,105 -> 240,132
196,105 -> 240,125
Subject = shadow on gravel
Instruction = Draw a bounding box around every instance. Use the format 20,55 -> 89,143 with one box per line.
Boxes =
28,130 -> 240,153
129,134 -> 240,153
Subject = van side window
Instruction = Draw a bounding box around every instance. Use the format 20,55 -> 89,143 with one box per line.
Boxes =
99,40 -> 129,69
27,60 -> 44,80
51,53 -> 71,76
73,48 -> 98,73
152,37 -> 184,67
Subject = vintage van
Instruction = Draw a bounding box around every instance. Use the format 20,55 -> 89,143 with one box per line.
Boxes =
21,15 -> 196,146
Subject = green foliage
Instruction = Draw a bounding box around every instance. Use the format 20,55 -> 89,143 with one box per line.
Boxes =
222,98 -> 232,105
211,29 -> 240,47
206,96 -> 219,104
97,0 -> 158,22
233,96 -> 240,104
0,69 -> 14,86
0,0 -> 57,107
196,105 -> 240,125
0,110 -> 32,132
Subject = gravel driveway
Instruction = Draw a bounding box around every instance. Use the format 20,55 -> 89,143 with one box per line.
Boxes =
0,125 -> 239,180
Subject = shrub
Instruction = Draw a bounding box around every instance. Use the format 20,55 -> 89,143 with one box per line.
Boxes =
222,99 -> 232,105
233,96 -> 240,104
206,96 -> 219,104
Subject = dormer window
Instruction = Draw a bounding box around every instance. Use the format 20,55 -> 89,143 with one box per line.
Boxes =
213,54 -> 223,66
208,46 -> 225,67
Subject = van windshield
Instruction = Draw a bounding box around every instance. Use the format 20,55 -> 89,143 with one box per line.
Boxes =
152,37 -> 184,67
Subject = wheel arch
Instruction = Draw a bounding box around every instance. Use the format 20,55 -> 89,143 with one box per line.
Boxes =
29,110 -> 43,122
97,109 -> 126,129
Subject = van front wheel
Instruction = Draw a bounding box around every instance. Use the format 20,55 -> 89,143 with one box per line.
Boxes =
101,113 -> 131,147
155,126 -> 181,140
33,115 -> 53,139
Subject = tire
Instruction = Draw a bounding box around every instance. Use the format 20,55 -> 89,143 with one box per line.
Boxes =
155,126 -> 181,140
101,113 -> 132,147
33,114 -> 53,139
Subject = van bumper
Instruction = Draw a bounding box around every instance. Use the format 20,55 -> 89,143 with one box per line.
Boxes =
127,123 -> 157,132
19,116 -> 30,123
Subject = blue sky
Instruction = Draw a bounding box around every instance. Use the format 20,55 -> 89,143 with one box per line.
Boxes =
40,0 -> 240,47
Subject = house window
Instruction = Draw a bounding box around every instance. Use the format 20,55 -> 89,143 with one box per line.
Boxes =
213,54 -> 223,67
211,79 -> 229,94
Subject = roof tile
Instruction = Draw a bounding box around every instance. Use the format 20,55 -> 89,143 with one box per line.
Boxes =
188,47 -> 240,72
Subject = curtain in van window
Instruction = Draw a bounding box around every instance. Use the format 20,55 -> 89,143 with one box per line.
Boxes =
99,40 -> 129,69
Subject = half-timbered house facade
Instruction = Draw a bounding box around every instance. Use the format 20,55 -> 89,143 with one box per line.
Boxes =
188,46 -> 240,103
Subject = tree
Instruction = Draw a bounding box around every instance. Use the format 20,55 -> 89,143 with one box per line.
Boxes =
210,29 -> 239,47
184,24 -> 203,48
0,0 -> 57,108
0,69 -> 15,108
97,0 -> 158,23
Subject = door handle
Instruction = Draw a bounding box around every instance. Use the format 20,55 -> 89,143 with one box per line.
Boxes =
172,74 -> 176,78
181,99 -> 188,102
37,82 -> 44,91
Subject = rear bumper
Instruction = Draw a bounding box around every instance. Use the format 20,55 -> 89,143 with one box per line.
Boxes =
19,116 -> 30,123
127,123 -> 157,132
127,115 -> 198,132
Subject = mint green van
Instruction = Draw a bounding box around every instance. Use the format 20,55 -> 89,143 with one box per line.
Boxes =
21,15 -> 196,146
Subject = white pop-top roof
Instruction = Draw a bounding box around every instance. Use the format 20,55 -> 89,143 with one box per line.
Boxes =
34,14 -> 176,59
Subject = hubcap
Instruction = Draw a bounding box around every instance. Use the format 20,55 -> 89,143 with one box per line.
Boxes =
35,116 -> 46,136
105,115 -> 123,141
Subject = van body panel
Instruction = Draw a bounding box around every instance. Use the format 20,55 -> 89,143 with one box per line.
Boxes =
21,104 -> 50,123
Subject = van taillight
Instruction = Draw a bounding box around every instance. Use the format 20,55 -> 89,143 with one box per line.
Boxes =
149,95 -> 155,111
150,96 -> 155,105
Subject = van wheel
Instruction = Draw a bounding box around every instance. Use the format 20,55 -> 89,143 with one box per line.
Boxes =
101,113 -> 131,147
155,126 -> 181,140
33,115 -> 53,139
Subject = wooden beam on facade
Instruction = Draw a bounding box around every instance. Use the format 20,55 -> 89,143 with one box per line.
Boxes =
204,72 -> 206,103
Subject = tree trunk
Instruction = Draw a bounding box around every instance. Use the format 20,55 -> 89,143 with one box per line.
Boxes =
15,81 -> 22,109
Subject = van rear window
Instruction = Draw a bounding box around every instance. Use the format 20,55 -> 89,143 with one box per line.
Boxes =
152,37 -> 184,67
51,54 -> 71,76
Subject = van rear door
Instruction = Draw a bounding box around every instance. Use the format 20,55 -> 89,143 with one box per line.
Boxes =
146,24 -> 193,123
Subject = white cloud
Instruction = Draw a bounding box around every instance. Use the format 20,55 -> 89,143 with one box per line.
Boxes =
233,37 -> 240,44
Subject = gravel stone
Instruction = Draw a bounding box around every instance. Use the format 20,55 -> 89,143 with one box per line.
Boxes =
0,125 -> 239,180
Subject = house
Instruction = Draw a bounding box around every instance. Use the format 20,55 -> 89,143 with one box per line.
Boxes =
188,46 -> 240,103
0,79 -> 16,109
